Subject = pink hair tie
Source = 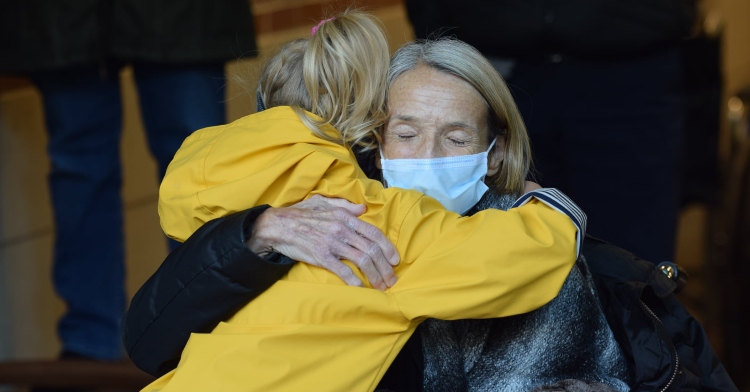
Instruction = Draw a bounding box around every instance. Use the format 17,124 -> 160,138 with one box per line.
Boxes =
311,17 -> 335,35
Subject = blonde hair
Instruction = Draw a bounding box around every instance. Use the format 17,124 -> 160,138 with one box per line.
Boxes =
257,11 -> 389,150
388,38 -> 532,197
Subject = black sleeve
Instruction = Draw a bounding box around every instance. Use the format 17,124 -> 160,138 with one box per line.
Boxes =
122,205 -> 295,377
376,325 -> 424,391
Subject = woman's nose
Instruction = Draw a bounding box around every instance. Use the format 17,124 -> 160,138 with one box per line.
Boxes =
415,139 -> 444,159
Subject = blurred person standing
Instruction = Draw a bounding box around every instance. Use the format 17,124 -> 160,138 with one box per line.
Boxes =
0,0 -> 257,369
405,0 -> 696,263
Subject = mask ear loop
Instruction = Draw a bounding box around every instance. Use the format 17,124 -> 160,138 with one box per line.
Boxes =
378,146 -> 389,187
479,137 -> 499,183
256,89 -> 266,112
486,137 -> 497,153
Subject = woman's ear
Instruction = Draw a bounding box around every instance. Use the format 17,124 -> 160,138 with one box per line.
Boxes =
486,136 -> 505,177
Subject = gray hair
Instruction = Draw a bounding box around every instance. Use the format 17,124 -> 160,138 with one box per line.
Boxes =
386,38 -> 532,196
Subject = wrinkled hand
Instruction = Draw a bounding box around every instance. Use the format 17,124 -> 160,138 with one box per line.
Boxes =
247,195 -> 400,290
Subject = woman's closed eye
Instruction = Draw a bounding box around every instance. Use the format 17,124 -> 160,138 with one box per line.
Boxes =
445,130 -> 473,147
448,138 -> 468,146
396,133 -> 416,140
386,128 -> 417,141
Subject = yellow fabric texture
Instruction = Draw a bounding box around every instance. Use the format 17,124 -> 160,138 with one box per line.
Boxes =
147,106 -> 578,392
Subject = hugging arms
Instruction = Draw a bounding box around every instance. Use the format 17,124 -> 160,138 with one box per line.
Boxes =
124,24 -> 736,391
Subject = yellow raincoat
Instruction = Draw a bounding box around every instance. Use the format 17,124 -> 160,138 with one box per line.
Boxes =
147,106 -> 579,391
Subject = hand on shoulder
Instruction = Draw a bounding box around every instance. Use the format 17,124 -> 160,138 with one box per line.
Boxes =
247,195 -> 399,290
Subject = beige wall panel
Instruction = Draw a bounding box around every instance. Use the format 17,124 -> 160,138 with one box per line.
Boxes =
713,0 -> 750,95
0,89 -> 52,244
226,58 -> 263,122
123,201 -> 168,299
0,235 -> 62,359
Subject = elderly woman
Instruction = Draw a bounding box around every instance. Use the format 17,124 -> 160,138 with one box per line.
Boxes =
123,38 -> 735,391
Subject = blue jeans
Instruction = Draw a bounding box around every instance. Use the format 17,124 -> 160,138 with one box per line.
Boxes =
31,62 -> 226,359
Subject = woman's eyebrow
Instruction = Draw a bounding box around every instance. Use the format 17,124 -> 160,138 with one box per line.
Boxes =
446,121 -> 479,132
390,116 -> 479,134
391,114 -> 417,123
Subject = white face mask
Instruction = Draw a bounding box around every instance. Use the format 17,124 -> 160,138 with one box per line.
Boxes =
380,139 -> 496,215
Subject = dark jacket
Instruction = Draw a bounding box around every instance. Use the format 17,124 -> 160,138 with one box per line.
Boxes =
404,0 -> 697,60
584,236 -> 737,391
122,205 -> 737,391
0,0 -> 257,73
121,206 -> 293,377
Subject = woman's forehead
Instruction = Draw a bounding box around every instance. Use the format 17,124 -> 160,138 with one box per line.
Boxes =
387,66 -> 488,136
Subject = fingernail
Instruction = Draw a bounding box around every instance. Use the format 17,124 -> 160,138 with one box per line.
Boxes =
389,276 -> 398,287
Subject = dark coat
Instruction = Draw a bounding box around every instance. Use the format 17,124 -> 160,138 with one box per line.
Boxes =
585,236 -> 737,391
122,205 -> 737,391
404,0 -> 697,60
0,0 -> 257,73
121,206 -> 294,377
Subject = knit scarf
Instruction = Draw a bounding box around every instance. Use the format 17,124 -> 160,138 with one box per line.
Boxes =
420,191 -> 631,392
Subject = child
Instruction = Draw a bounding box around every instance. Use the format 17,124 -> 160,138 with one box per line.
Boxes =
146,11 -> 582,392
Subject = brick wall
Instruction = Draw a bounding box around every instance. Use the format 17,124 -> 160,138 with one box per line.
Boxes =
252,0 -> 403,35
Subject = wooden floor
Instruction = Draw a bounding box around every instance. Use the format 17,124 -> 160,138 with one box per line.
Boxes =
0,357 -> 154,391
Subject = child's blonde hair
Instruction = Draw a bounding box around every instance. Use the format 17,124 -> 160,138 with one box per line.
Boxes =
258,10 -> 389,151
